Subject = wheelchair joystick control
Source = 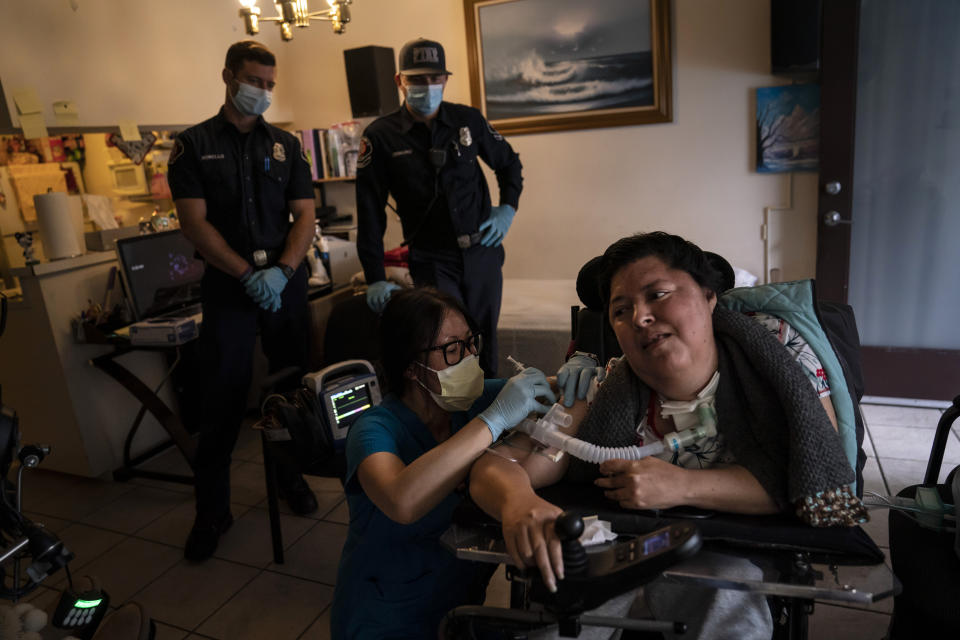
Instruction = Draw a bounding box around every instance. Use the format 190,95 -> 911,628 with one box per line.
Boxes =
555,511 -> 588,578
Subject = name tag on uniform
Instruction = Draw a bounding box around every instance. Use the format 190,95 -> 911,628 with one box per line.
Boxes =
391,149 -> 413,157
200,153 -> 225,161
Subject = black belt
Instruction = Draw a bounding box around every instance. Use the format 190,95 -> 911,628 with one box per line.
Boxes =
455,232 -> 483,250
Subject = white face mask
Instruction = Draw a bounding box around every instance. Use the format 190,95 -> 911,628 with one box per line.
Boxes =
232,81 -> 272,117
416,354 -> 484,412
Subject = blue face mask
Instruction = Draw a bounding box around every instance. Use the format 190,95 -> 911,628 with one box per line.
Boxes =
405,84 -> 444,116
232,81 -> 272,117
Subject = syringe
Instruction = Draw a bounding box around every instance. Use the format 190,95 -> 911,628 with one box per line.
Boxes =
506,355 -> 526,373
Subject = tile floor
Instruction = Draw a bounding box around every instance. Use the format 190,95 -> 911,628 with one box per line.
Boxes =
11,401 -> 956,640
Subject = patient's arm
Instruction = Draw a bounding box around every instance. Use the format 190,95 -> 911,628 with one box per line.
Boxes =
594,457 -> 780,514
821,396 -> 839,432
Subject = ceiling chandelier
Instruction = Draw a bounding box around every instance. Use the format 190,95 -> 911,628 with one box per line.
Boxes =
239,1 -> 353,40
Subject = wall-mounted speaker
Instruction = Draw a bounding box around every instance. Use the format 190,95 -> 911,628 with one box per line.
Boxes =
771,0 -> 822,76
343,46 -> 400,118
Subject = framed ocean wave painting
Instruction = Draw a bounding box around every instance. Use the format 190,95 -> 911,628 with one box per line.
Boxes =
463,0 -> 672,135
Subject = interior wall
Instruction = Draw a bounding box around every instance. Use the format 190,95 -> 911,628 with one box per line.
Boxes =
278,0 -> 820,281
0,0 -> 819,282
0,0 -> 295,126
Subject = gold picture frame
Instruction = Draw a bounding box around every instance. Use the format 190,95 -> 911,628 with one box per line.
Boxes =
463,0 -> 673,136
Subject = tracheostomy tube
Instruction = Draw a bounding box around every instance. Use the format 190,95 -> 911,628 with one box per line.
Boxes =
513,403 -> 718,464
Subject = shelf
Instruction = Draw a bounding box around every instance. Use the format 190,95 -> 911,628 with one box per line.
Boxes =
323,224 -> 357,234
313,177 -> 355,184
313,176 -> 355,208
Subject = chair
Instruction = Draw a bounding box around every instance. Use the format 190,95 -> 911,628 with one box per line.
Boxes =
570,253 -> 868,498
443,490 -> 891,640
260,294 -> 383,564
320,293 -> 382,367
552,253 -> 882,638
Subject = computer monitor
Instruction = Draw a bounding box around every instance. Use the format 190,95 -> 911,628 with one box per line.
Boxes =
115,230 -> 204,321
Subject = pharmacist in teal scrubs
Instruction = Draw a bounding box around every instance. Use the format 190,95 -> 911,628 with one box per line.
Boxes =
331,288 -> 555,638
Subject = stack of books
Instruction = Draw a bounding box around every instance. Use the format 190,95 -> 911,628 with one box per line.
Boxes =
297,121 -> 363,180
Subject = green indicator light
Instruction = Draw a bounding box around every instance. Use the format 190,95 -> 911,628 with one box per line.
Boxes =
74,599 -> 102,609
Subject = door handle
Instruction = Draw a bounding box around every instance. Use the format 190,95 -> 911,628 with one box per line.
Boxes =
823,211 -> 852,226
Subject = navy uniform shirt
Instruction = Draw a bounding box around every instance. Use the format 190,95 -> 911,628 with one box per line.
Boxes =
167,108 -> 314,262
355,102 -> 523,283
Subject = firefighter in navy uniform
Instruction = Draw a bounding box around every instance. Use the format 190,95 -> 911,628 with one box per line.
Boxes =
168,41 -> 319,562
356,38 -> 523,377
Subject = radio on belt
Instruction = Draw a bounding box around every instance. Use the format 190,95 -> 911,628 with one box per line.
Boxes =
302,359 -> 381,447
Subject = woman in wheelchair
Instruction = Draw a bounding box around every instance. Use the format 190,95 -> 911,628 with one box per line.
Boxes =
330,287 -> 558,639
469,232 -> 867,639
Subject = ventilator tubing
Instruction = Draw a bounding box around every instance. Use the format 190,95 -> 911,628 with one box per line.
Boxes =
516,403 -> 717,464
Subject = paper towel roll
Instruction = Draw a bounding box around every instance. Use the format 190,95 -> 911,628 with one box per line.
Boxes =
34,192 -> 86,260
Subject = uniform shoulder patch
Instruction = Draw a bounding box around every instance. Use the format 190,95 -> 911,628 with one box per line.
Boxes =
486,122 -> 503,141
168,138 -> 185,165
357,136 -> 373,169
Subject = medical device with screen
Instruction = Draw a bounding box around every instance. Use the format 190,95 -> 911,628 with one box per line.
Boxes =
115,230 -> 204,321
303,360 -> 382,446
330,383 -> 374,427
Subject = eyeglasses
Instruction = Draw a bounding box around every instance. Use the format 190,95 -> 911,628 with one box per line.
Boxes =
421,333 -> 483,366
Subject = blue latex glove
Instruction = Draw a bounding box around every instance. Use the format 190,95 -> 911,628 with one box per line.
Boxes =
243,267 -> 289,311
478,204 -> 516,247
366,280 -> 401,313
240,270 -> 269,306
556,353 -> 604,407
264,289 -> 282,313
478,367 -> 556,439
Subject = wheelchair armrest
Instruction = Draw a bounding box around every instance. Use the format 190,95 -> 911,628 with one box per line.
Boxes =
537,482 -> 885,565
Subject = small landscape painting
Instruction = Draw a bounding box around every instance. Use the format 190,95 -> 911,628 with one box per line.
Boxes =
756,84 -> 820,173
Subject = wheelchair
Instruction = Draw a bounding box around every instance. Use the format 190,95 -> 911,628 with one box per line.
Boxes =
439,253 -> 895,639
0,294 -> 155,639
441,483 -> 891,639
441,509 -> 702,638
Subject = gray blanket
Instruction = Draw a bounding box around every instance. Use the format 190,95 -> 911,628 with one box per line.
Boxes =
567,305 -> 867,527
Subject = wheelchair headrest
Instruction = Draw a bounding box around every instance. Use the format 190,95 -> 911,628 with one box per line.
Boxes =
575,252 -> 736,312
575,256 -> 607,311
707,252 -> 736,294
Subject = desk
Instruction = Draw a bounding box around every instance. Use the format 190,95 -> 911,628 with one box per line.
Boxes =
93,283 -> 355,481
4,253 -> 179,476
90,342 -> 199,485
3,248 -> 355,478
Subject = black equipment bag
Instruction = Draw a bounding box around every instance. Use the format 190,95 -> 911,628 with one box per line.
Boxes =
261,387 -> 345,479
888,396 -> 960,637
